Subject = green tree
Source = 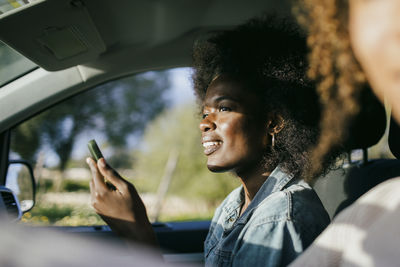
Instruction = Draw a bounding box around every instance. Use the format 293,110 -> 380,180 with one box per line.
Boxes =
133,103 -> 240,204
11,71 -> 170,171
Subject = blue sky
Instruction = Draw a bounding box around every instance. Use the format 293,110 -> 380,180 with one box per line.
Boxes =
167,67 -> 195,106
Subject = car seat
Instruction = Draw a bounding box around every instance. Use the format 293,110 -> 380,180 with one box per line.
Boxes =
333,116 -> 400,216
389,117 -> 400,159
313,85 -> 391,218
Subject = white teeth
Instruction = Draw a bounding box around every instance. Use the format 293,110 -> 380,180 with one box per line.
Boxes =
203,141 -> 222,148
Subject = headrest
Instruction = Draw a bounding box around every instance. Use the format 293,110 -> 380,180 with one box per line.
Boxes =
335,158 -> 400,215
389,117 -> 400,159
343,85 -> 386,150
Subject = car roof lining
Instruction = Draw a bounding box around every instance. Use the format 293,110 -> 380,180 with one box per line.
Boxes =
0,0 -> 292,71
0,0 -> 294,131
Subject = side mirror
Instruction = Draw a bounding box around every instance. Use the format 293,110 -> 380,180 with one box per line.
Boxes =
5,160 -> 36,213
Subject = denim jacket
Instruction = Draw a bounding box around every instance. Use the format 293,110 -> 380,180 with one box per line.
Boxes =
204,166 -> 330,267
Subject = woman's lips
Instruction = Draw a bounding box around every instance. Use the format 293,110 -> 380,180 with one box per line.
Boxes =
202,141 -> 222,155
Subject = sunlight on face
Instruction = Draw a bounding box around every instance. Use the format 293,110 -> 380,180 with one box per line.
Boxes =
199,75 -> 267,173
349,0 -> 400,122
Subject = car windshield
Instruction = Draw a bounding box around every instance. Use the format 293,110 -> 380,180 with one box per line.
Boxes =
0,0 -> 37,14
0,40 -> 37,87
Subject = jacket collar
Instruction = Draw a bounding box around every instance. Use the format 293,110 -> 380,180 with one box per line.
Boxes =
234,165 -> 294,224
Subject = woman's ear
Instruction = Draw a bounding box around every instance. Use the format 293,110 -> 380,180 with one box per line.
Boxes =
267,114 -> 285,135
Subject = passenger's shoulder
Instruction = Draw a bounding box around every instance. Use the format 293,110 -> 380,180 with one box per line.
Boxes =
358,177 -> 400,206
334,177 -> 400,224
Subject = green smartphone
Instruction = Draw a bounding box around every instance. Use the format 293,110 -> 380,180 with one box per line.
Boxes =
88,139 -> 104,161
87,139 -> 116,190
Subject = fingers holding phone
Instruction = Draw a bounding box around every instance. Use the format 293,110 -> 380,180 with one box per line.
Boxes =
86,141 -> 157,246
86,157 -> 135,221
86,141 -> 146,220
87,140 -> 116,190
86,157 -> 108,192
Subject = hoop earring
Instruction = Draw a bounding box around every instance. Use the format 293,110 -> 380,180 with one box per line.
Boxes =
271,134 -> 275,148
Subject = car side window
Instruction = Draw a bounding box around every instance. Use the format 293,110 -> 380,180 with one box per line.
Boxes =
9,68 -> 239,226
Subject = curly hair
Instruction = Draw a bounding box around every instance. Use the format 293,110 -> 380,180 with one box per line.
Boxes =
294,0 -> 367,180
192,15 -> 337,179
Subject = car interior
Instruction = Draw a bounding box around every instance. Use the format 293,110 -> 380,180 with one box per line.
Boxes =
0,0 -> 399,265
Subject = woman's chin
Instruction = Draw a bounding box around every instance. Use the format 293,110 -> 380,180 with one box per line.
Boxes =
207,164 -> 231,173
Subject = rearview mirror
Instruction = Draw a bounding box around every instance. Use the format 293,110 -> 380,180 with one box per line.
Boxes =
5,160 -> 36,213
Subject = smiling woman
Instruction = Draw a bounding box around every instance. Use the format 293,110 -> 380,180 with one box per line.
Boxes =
200,75 -> 267,173
86,15 -> 339,266
191,16 -> 341,266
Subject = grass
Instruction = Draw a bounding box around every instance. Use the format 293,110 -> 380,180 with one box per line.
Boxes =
22,203 -> 104,226
22,194 -> 215,226
61,179 -> 90,192
22,203 -> 213,226
24,176 -> 218,226
157,212 -> 214,222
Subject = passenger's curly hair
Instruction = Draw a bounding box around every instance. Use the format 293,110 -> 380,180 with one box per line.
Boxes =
192,15 -> 339,179
294,0 -> 366,180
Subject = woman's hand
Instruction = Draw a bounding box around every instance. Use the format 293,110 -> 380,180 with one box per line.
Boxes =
86,157 -> 158,247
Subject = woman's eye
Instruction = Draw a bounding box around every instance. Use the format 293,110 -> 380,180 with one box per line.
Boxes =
202,113 -> 209,119
219,106 -> 231,112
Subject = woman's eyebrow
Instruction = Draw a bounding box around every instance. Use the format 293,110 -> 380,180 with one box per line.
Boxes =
213,96 -> 238,103
203,95 -> 238,109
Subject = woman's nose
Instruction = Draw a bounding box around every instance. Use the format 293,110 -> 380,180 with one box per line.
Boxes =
199,115 -> 216,132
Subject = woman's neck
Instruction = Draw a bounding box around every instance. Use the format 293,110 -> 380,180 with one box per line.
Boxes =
236,165 -> 271,216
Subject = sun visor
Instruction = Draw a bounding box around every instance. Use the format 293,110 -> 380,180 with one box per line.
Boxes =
0,0 -> 106,71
